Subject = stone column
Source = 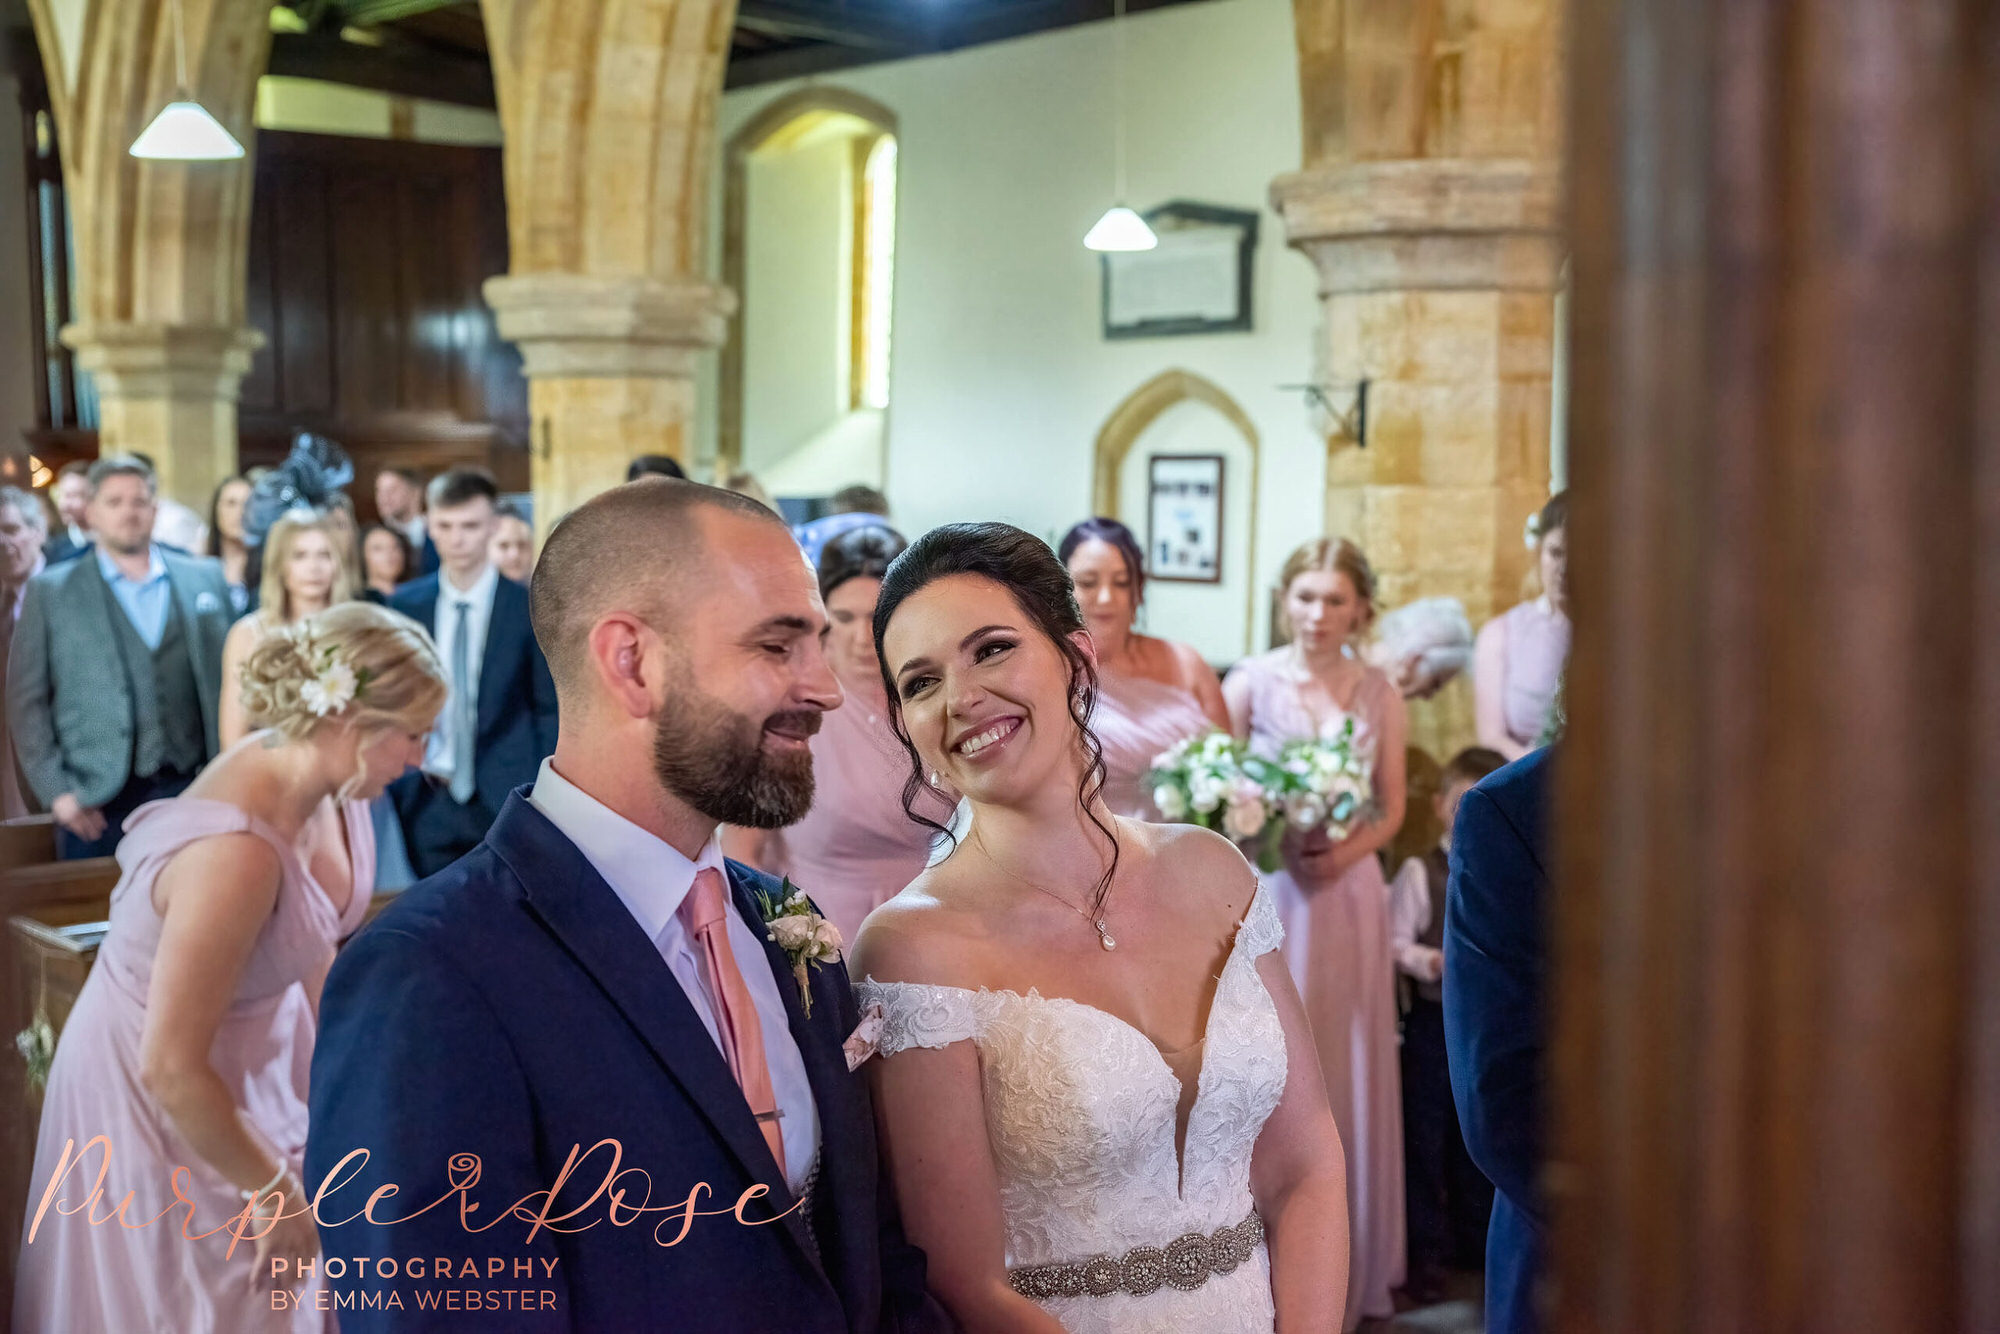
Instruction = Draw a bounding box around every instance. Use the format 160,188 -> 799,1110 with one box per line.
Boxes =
478,0 -> 738,530
1273,0 -> 1566,758
1558,0 -> 1997,1329
27,0 -> 271,508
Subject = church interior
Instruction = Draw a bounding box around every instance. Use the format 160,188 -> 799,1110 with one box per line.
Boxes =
0,0 -> 1994,1331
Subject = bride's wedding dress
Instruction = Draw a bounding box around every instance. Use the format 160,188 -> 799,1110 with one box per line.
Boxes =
858,883 -> 1289,1333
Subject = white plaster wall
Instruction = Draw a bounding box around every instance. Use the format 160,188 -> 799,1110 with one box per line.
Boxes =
707,0 -> 1327,656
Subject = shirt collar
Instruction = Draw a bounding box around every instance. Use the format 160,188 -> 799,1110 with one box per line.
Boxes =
95,543 -> 166,587
440,560 -> 498,607
526,757 -> 726,946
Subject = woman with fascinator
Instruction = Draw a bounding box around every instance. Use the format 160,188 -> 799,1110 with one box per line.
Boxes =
12,602 -> 446,1333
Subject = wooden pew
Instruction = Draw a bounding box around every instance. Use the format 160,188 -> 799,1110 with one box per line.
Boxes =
0,815 -> 59,873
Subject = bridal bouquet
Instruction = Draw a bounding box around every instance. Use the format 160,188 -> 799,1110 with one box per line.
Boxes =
1147,721 -> 1374,872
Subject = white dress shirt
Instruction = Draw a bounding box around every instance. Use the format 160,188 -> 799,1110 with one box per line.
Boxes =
1388,847 -> 1446,982
423,562 -> 500,783
527,758 -> 821,1193
399,514 -> 428,554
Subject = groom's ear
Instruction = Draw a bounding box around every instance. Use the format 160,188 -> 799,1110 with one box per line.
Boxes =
588,613 -> 662,720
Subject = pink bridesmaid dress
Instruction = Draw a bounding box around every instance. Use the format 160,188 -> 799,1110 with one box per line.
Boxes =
14,796 -> 374,1334
1491,595 -> 1572,748
1091,671 -> 1219,821
1222,649 -> 1405,1331
773,695 -> 955,945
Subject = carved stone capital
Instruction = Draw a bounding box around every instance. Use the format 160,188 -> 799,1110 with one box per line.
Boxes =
61,323 -> 265,398
483,274 -> 738,379
1271,158 -> 1565,293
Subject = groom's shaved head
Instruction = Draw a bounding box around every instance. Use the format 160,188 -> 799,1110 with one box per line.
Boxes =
529,478 -> 791,696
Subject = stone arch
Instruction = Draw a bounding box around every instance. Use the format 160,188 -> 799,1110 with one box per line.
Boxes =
719,85 -> 900,472
1092,369 -> 1262,652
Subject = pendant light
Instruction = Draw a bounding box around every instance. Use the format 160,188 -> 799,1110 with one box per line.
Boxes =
130,0 -> 244,161
1084,0 -> 1156,252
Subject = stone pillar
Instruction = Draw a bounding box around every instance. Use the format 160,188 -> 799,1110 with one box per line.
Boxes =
478,0 -> 739,530
26,0 -> 270,508
1558,0 -> 1996,1330
1273,0 -> 1566,759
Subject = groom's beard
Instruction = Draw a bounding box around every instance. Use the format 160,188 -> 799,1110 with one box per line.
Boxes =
651,685 -> 821,829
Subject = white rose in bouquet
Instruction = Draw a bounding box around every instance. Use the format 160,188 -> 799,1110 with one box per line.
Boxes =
1154,784 -> 1189,820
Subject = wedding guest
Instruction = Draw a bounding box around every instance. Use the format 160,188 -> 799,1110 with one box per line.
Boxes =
1446,747 -> 1554,1334
626,453 -> 687,481
43,461 -> 91,563
323,492 -> 364,596
373,466 -> 437,575
1,486 -> 49,817
1058,517 -> 1227,820
1367,597 -> 1475,701
388,466 -> 557,877
722,524 -> 955,942
204,474 -> 253,614
489,503 -> 535,583
7,456 -> 233,859
796,482 -> 891,566
124,450 -> 210,553
359,522 -> 415,602
218,511 -> 352,748
13,602 -> 444,1333
1223,535 -> 1408,1331
1390,745 -> 1505,1302
1475,493 -> 1570,759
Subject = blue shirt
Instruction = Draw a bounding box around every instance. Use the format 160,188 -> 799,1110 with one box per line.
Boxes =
96,545 -> 171,650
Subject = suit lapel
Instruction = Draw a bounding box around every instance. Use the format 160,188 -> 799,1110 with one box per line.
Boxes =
476,578 -> 521,736
489,799 -> 832,1285
160,555 -> 217,740
728,867 -> 865,1299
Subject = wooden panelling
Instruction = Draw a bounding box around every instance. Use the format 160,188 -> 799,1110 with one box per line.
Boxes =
240,130 -> 528,512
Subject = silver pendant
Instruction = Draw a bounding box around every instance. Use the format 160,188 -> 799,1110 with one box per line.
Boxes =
1095,919 -> 1117,951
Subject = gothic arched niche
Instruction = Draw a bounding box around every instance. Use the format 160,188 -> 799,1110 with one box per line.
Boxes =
1094,370 -> 1263,659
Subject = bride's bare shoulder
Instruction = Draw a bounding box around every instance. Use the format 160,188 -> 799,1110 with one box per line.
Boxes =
1127,818 -> 1261,933
850,870 -> 986,986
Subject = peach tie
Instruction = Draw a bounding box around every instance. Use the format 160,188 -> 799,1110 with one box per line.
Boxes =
682,868 -> 786,1174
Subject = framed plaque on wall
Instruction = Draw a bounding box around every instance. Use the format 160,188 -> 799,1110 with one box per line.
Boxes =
1146,454 -> 1225,583
1102,201 -> 1259,339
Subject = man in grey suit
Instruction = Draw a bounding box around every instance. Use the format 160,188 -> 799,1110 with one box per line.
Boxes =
6,455 -> 233,859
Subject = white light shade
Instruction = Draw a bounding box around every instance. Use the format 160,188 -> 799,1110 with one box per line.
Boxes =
130,101 -> 244,161
1084,205 -> 1157,252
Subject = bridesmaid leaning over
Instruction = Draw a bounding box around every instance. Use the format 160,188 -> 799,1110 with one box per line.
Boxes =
1059,517 -> 1229,821
1222,537 -> 1408,1332
1474,491 -> 1571,760
13,603 -> 446,1334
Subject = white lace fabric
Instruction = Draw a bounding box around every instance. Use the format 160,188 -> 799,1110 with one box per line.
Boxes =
858,883 -> 1289,1333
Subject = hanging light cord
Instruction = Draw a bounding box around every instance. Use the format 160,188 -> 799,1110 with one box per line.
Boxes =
1113,0 -> 1129,201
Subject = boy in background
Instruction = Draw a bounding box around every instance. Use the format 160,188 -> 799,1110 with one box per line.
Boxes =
1390,745 -> 1506,1301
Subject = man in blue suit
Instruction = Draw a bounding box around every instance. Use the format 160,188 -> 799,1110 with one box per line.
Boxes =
388,466 -> 557,877
1444,744 -> 1552,1334
308,479 -> 950,1332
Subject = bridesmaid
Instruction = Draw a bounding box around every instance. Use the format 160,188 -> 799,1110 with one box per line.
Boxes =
1474,491 -> 1571,759
218,511 -> 351,749
723,524 -> 955,943
13,602 -> 445,1333
1223,536 -> 1407,1332
1059,517 -> 1228,820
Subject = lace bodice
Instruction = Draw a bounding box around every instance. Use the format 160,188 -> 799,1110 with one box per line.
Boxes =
858,884 -> 1288,1331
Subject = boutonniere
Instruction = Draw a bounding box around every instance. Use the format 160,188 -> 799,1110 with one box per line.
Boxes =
755,880 -> 844,1018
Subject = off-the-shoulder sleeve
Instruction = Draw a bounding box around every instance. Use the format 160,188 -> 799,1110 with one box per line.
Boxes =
1238,882 -> 1285,958
854,979 -> 996,1056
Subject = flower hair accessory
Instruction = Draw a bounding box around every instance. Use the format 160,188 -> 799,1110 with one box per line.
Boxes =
297,637 -> 372,717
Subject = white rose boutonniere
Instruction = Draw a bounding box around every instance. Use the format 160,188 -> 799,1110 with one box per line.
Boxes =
755,880 -> 844,1018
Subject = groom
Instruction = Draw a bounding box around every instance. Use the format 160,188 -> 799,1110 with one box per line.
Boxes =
307,480 -> 949,1332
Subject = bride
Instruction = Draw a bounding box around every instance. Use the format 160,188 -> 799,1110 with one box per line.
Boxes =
851,522 -> 1349,1333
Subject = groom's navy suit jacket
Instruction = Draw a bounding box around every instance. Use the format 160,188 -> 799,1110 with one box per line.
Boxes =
1444,746 -> 1552,1334
307,791 -> 949,1333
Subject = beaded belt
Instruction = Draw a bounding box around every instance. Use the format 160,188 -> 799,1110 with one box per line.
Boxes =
1007,1211 -> 1265,1301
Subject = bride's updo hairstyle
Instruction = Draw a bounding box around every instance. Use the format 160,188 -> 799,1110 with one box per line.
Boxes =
872,522 -> 1120,907
241,601 -> 447,746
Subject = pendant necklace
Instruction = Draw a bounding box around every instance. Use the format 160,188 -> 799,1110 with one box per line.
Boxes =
975,836 -> 1119,951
